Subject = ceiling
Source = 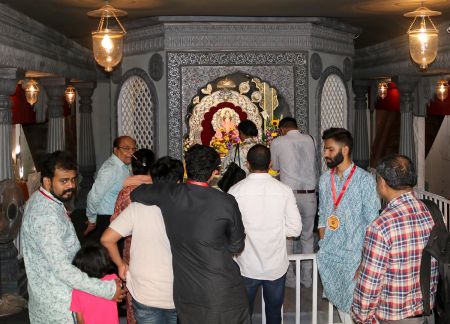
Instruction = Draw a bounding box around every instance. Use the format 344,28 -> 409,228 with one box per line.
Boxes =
3,0 -> 450,49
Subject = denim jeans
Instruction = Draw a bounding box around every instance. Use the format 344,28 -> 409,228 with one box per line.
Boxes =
243,273 -> 286,324
132,298 -> 177,324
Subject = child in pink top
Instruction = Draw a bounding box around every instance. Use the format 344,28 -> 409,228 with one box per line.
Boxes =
70,243 -> 119,324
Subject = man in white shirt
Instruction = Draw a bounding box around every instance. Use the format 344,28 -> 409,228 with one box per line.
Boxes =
101,157 -> 184,324
229,144 -> 302,324
270,117 -> 318,288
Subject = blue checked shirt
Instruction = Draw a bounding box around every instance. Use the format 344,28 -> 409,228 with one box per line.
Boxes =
86,154 -> 131,222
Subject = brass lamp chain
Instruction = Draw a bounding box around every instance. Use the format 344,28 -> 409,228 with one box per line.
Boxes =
407,15 -> 438,33
112,11 -> 126,33
96,8 -> 126,33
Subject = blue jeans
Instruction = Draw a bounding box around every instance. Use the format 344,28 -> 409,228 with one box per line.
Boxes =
132,298 -> 177,324
243,273 -> 286,324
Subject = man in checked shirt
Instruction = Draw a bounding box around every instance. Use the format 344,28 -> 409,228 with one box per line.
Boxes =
352,154 -> 438,324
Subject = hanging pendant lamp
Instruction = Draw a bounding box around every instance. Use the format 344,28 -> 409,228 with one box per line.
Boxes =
87,2 -> 127,72
23,79 -> 40,106
65,85 -> 76,105
377,82 -> 388,99
404,6 -> 441,70
435,79 -> 448,101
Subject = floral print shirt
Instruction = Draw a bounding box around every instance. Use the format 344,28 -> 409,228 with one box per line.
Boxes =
21,188 -> 115,323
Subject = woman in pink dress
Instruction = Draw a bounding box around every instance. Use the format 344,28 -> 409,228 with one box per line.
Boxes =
110,148 -> 155,324
71,243 -> 119,324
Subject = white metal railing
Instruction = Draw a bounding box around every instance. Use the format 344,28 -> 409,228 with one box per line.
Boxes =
416,189 -> 450,229
259,189 -> 450,324
260,254 -> 335,324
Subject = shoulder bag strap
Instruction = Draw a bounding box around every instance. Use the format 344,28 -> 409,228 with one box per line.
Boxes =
233,144 -> 241,167
420,198 -> 445,315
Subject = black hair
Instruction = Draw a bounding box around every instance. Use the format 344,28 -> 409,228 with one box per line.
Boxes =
184,144 -> 221,182
72,242 -> 114,279
150,156 -> 184,184
322,127 -> 354,155
247,144 -> 271,171
376,154 -> 417,190
39,151 -> 77,182
279,117 -> 297,129
131,149 -> 155,175
238,120 -> 258,137
113,136 -> 135,148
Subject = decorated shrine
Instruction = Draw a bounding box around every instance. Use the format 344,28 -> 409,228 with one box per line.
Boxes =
184,73 -> 284,155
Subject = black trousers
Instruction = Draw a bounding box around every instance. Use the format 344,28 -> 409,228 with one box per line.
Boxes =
89,214 -> 111,243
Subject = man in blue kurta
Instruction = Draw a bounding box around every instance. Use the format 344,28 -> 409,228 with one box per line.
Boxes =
317,128 -> 380,324
21,151 -> 124,323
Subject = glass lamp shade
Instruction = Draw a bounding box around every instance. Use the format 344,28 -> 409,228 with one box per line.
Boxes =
377,82 -> 388,99
404,7 -> 441,70
436,80 -> 448,101
65,85 -> 76,105
92,29 -> 124,72
408,29 -> 438,69
23,79 -> 40,106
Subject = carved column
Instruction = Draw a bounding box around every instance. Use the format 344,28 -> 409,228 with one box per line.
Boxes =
396,76 -> 419,162
352,80 -> 370,169
74,82 -> 97,209
414,79 -> 429,190
0,69 -> 23,181
42,78 -> 66,153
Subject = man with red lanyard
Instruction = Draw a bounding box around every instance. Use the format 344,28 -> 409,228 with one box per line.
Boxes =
131,145 -> 250,324
20,151 -> 125,323
317,128 -> 380,324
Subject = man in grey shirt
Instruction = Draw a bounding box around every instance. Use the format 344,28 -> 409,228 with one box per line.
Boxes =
270,117 -> 318,288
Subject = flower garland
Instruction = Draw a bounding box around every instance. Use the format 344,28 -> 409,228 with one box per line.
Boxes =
210,127 -> 240,156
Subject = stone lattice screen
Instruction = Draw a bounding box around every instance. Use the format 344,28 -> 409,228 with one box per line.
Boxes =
118,76 -> 155,150
319,74 -> 347,171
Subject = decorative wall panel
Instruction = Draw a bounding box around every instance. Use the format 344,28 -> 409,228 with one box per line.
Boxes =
118,69 -> 158,151
318,70 -> 348,171
167,51 -> 308,158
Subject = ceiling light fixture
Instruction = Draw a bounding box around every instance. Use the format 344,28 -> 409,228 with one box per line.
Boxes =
65,85 -> 76,105
435,79 -> 448,101
377,82 -> 388,99
404,6 -> 441,70
23,79 -> 40,106
87,2 -> 127,72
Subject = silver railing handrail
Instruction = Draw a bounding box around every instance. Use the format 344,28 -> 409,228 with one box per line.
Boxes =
415,189 -> 450,228
260,253 -> 336,324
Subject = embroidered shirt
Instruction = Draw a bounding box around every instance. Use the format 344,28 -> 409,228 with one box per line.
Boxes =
222,137 -> 260,175
21,188 -> 115,323
317,164 -> 380,312
86,154 -> 131,222
351,192 -> 438,324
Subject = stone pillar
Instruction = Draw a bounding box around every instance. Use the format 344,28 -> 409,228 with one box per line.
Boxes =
414,79 -> 428,190
352,80 -> 370,169
74,82 -> 97,209
396,76 -> 419,162
0,69 -> 26,298
0,68 -> 23,181
42,78 -> 66,153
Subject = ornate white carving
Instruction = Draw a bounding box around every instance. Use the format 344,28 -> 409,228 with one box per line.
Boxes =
167,51 -> 308,158
188,89 -> 262,145
124,21 -> 356,56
